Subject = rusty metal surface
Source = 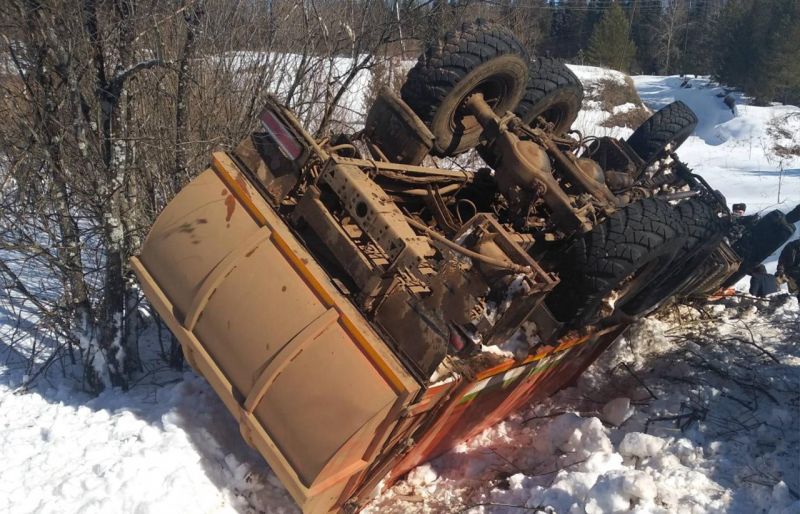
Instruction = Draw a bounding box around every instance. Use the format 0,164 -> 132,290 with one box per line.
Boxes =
491,131 -> 589,233
319,159 -> 434,270
364,88 -> 434,166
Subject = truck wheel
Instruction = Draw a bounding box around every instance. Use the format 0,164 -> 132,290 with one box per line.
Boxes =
545,198 -> 686,327
627,198 -> 729,312
401,19 -> 528,157
515,57 -> 583,135
627,101 -> 697,165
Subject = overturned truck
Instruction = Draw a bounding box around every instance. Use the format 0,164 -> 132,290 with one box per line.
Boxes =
132,21 -> 756,513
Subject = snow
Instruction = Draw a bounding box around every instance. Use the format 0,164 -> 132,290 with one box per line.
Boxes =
633,75 -> 800,220
0,368 -> 298,513
601,398 -> 634,427
1,66 -> 799,514
618,432 -> 666,459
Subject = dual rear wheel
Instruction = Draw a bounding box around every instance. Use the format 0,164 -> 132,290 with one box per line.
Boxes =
399,21 -> 717,327
544,198 -> 688,326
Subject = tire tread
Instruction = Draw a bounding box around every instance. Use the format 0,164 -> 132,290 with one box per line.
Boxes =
546,198 -> 687,325
628,101 -> 698,164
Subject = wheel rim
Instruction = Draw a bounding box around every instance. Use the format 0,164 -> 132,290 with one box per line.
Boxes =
538,104 -> 567,130
517,84 -> 582,133
423,52 -> 529,156
449,75 -> 515,135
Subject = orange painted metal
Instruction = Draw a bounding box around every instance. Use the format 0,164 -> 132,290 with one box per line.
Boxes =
134,157 -> 420,513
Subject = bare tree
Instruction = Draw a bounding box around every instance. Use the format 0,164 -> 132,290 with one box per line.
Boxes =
655,0 -> 689,74
0,0 -> 411,393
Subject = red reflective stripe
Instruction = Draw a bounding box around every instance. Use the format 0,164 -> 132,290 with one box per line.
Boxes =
260,110 -> 303,160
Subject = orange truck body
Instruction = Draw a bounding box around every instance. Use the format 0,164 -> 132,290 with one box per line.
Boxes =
132,149 -> 626,513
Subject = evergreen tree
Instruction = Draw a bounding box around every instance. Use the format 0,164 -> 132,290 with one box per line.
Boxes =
715,0 -> 757,92
760,0 -> 800,103
587,2 -> 637,71
680,0 -> 723,75
629,3 -> 663,74
583,0 -> 608,43
715,0 -> 800,104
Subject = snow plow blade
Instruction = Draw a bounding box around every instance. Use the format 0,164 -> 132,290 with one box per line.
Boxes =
131,154 -> 420,512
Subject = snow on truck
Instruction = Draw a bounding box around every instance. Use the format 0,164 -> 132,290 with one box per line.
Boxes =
130,21 -> 782,514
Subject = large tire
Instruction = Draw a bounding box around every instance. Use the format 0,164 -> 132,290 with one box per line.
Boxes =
515,57 -> 583,135
627,101 -> 698,165
629,198 -> 729,311
401,20 -> 528,157
675,198 -> 729,257
545,198 -> 687,327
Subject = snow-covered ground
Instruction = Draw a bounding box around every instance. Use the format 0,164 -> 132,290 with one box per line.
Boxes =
0,68 -> 798,514
633,75 -> 799,225
0,320 -> 298,514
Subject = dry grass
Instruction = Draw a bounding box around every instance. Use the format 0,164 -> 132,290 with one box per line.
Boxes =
589,75 -> 652,129
594,76 -> 640,111
601,107 -> 652,130
773,143 -> 800,159
767,113 -> 800,159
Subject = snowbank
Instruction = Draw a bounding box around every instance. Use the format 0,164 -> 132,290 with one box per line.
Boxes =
0,370 -> 298,513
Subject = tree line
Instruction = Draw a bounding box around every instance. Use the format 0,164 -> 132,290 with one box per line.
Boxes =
465,0 -> 800,105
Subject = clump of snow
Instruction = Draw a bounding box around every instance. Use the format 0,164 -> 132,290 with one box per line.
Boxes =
570,64 -> 628,89
601,397 -> 634,427
612,102 -> 638,115
584,470 -> 657,514
618,432 -> 665,459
